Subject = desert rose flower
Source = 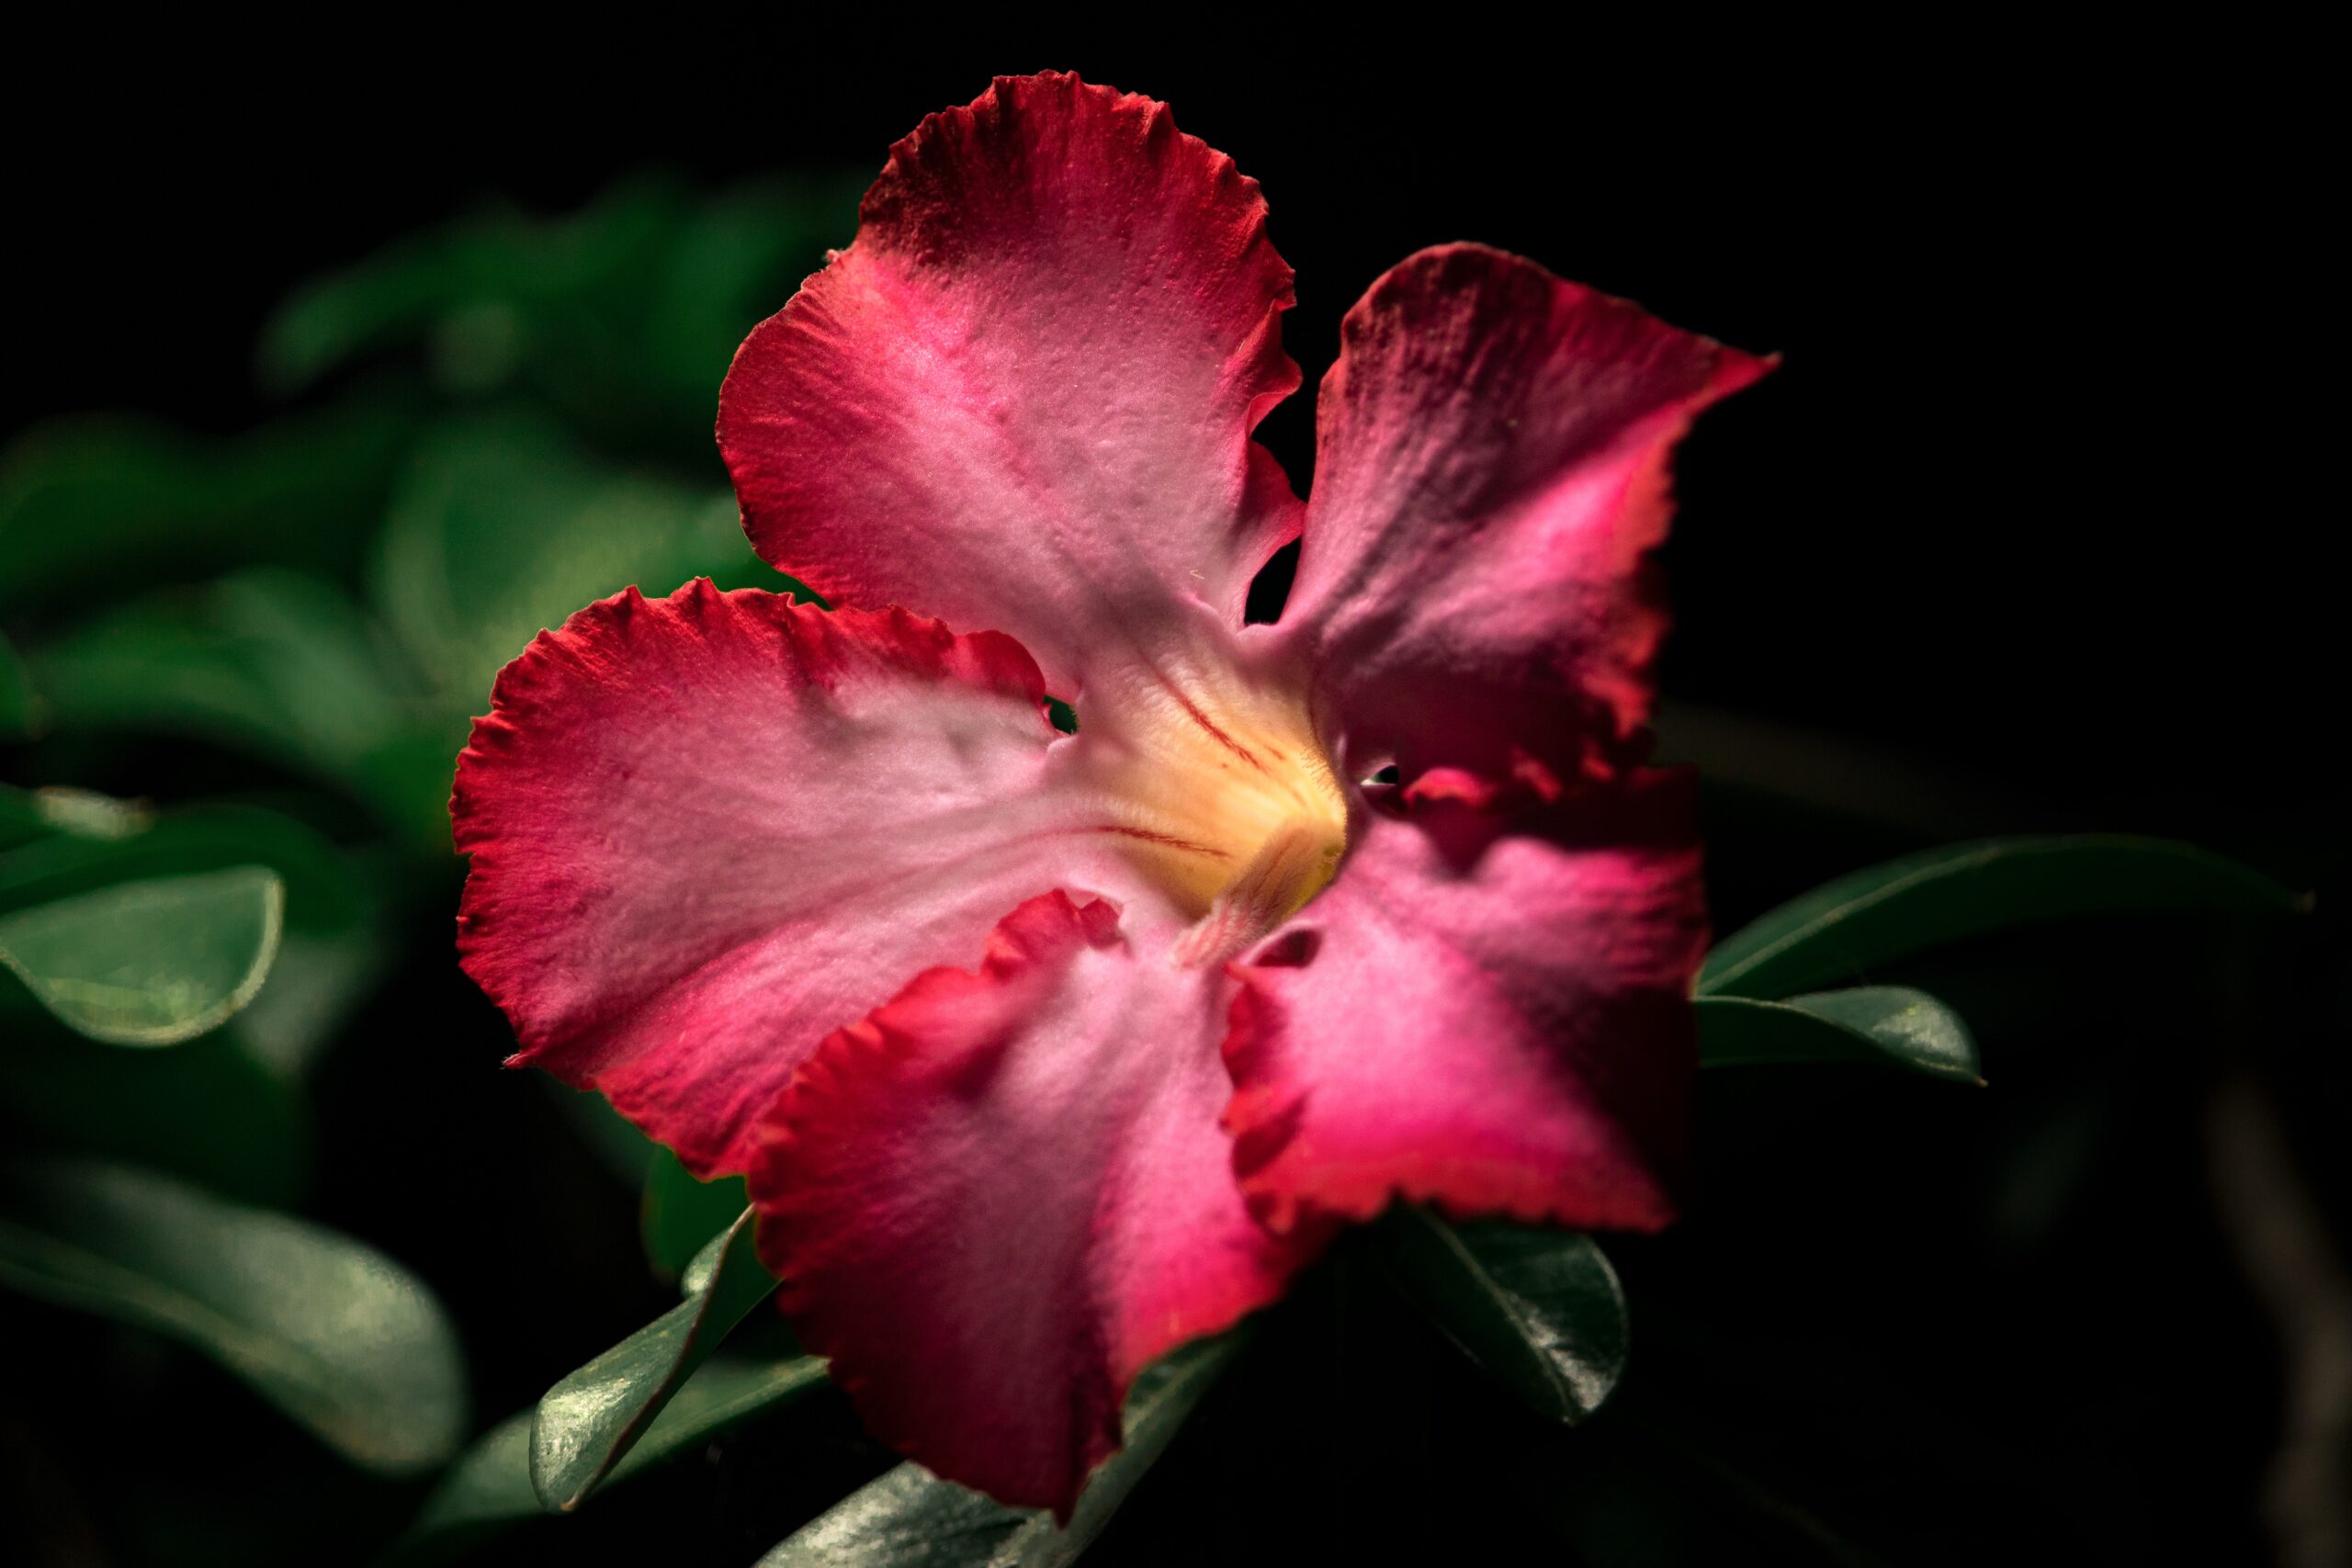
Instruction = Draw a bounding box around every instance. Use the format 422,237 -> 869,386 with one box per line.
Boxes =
453,72 -> 1768,1517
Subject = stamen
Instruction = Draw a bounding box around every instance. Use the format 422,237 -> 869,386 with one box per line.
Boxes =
1170,821 -> 1344,967
1073,644 -> 1349,952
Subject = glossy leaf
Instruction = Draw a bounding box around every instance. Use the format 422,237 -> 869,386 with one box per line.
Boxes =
1699,835 -> 2303,998
761,1333 -> 1242,1568
1696,986 -> 1983,1084
1374,1205 -> 1628,1425
0,867 -> 283,1045
0,803 -> 386,1077
0,402 -> 416,611
0,1156 -> 463,1472
389,1356 -> 828,1565
529,1208 -> 778,1512
642,1143 -> 750,1281
763,1470 -> 1030,1568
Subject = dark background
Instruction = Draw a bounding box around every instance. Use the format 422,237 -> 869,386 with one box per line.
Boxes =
5,24 -> 2337,1566
10,30 -> 2331,857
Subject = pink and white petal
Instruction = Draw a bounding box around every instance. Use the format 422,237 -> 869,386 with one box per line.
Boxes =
750,891 -> 1317,1518
718,72 -> 1302,697
1282,243 -> 1770,783
452,580 -> 1119,1179
1225,769 -> 1707,1235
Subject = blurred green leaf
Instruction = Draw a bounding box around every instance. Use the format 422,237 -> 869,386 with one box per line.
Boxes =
383,1413 -> 533,1567
0,784 -> 153,851
762,1334 -> 1241,1568
262,178 -> 684,397
227,916 -> 389,1080
0,402 -> 418,613
1653,699 -> 2001,840
377,412 -> 793,705
1697,986 -> 1982,1084
0,1156 -> 464,1472
26,569 -> 452,847
1699,835 -> 2303,998
1374,1205 -> 1627,1426
0,630 -> 36,735
0,802 -> 389,1077
0,1021 -> 309,1206
0,800 -> 351,909
0,867 -> 283,1045
633,179 -> 865,424
642,1144 -> 750,1281
389,1355 -> 829,1565
261,175 -> 861,449
544,1079 -> 662,1186
531,1208 -> 778,1512
33,568 -> 411,759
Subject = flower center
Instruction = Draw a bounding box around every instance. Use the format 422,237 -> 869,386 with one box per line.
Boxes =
1074,652 -> 1349,966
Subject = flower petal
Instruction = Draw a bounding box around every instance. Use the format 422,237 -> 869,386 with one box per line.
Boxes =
1224,770 -> 1707,1234
750,891 -> 1314,1517
453,579 -> 1110,1179
1283,243 -> 1770,783
718,72 -> 1301,696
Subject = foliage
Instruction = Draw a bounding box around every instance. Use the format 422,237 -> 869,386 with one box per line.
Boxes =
0,172 -> 2308,1567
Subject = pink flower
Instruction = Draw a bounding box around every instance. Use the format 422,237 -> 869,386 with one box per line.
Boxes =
453,73 -> 1767,1517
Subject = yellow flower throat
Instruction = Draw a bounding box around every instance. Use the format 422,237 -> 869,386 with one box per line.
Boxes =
1075,655 -> 1350,966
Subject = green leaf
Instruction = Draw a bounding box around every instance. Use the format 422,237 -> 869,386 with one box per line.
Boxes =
0,803 -> 387,1077
631,178 -> 866,430
261,178 -> 687,397
26,570 -> 448,847
0,630 -> 36,735
529,1207 -> 778,1512
227,918 -> 392,1082
376,412 -> 797,705
0,1022 -> 310,1206
0,1156 -> 464,1472
0,402 -> 417,612
641,1144 -> 750,1280
0,784 -> 153,850
31,569 -> 411,763
0,867 -> 283,1045
261,175 -> 862,448
388,1355 -> 828,1565
382,1411 -> 535,1566
1696,986 -> 1982,1084
0,801 -> 348,911
543,1079 -> 661,1187
1374,1205 -> 1628,1425
1699,835 -> 2304,999
761,1333 -> 1242,1568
